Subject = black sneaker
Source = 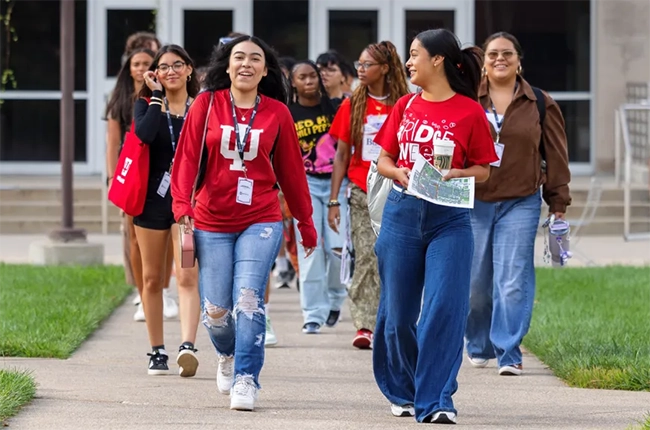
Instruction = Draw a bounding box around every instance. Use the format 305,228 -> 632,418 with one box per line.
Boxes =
302,322 -> 321,334
147,350 -> 170,375
326,310 -> 341,327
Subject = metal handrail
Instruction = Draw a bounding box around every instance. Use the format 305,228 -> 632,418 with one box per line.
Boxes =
614,103 -> 650,241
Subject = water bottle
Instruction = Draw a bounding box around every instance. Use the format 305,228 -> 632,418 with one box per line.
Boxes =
545,216 -> 572,267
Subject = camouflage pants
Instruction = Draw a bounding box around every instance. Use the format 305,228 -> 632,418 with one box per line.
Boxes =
348,183 -> 380,331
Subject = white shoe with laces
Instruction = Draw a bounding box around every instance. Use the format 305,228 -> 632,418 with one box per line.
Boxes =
230,375 -> 258,411
216,355 -> 234,394
430,411 -> 457,424
163,289 -> 179,319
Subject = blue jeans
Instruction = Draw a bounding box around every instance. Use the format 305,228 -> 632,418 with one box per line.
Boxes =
465,192 -> 541,367
195,222 -> 283,388
295,175 -> 348,325
373,188 -> 473,421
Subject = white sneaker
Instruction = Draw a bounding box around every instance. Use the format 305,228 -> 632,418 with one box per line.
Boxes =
430,411 -> 457,424
216,355 -> 234,394
468,355 -> 489,368
132,293 -> 141,306
391,403 -> 415,417
265,315 -> 278,347
163,289 -> 179,319
230,376 -> 258,411
176,348 -> 199,378
133,302 -> 145,322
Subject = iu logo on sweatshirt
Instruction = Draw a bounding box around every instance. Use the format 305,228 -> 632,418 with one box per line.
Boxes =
220,124 -> 264,171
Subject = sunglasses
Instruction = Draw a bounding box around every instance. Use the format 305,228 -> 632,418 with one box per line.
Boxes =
486,50 -> 517,60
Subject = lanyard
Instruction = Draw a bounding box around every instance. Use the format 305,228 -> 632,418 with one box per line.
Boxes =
488,83 -> 518,142
228,90 -> 260,174
163,96 -> 191,153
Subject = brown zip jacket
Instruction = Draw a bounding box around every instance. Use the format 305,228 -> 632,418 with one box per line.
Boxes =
476,76 -> 572,213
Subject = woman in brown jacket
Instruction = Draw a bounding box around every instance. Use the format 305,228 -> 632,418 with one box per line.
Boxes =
465,32 -> 571,376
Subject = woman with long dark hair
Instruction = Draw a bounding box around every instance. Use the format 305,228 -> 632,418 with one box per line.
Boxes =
132,44 -> 202,376
327,41 -> 410,349
289,60 -> 347,333
372,29 -> 498,423
465,32 -> 570,376
171,35 -> 316,412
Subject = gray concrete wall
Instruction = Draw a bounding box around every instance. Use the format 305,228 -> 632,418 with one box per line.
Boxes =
595,0 -> 650,172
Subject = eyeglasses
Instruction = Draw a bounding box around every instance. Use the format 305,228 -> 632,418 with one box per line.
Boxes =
157,61 -> 186,74
354,61 -> 380,71
486,50 -> 516,60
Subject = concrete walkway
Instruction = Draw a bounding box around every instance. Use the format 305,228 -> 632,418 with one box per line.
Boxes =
1,234 -> 649,429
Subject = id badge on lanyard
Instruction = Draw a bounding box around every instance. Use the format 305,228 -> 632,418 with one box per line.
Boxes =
229,90 -> 260,205
159,97 -> 190,196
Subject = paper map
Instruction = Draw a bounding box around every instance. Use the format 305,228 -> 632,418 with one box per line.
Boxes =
407,154 -> 475,209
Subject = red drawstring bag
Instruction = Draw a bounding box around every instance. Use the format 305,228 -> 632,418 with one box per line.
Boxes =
108,120 -> 149,217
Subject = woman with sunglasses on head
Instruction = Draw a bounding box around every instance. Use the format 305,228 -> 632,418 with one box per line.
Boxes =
327,41 -> 410,349
372,29 -> 498,423
289,60 -> 347,334
133,44 -> 202,376
171,35 -> 316,412
465,32 -> 570,376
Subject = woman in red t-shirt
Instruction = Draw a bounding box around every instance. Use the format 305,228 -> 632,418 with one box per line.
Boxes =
327,41 -> 410,349
372,29 -> 498,424
170,35 -> 317,412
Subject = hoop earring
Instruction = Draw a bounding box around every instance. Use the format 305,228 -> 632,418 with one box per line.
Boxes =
187,74 -> 192,82
517,65 -> 522,75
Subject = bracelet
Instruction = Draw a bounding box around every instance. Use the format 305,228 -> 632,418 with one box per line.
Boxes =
149,101 -> 162,107
150,96 -> 163,103
327,200 -> 341,208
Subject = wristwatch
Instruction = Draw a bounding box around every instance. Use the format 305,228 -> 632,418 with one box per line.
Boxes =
327,200 -> 341,208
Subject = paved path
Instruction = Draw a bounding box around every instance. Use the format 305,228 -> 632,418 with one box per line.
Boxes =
1,234 -> 649,429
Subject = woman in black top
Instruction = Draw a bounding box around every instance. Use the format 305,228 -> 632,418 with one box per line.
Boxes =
133,44 -> 201,376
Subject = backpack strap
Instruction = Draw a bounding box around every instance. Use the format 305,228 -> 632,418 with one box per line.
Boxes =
531,86 -> 546,161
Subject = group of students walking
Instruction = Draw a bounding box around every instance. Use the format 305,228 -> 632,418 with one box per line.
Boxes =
105,26 -> 571,423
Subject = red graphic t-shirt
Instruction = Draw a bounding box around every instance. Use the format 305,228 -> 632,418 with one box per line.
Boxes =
374,93 -> 498,170
329,97 -> 393,192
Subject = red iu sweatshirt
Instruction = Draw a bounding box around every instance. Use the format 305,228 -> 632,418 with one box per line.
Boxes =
171,89 -> 317,248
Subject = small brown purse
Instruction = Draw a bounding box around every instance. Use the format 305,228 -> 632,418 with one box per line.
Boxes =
179,92 -> 214,269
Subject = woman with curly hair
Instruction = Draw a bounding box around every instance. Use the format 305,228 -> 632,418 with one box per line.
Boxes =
327,41 -> 410,349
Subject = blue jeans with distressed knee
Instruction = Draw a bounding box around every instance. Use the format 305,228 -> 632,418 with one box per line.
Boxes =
195,222 -> 283,388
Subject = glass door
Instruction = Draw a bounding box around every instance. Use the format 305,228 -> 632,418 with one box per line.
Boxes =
392,0 -> 474,65
91,0 -> 161,174
169,0 -> 253,69
308,0 -> 391,64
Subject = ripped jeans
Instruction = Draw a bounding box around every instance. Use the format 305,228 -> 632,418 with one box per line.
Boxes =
195,222 -> 283,388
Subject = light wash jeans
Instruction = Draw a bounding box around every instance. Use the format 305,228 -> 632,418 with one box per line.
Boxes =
373,188 -> 474,421
195,222 -> 283,388
465,191 -> 542,367
294,175 -> 348,325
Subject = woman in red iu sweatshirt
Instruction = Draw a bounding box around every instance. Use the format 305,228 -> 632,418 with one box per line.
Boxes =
171,35 -> 316,412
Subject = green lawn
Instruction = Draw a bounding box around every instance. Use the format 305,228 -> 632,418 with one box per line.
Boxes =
525,266 -> 650,391
0,369 -> 37,424
0,264 -> 131,358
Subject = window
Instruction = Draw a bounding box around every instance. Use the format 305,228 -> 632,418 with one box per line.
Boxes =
404,10 -> 455,60
475,0 -> 592,164
254,1 -> 308,59
328,10 -> 378,64
106,9 -> 155,77
475,0 -> 590,92
0,0 -> 87,91
0,100 -> 87,162
184,10 -> 233,68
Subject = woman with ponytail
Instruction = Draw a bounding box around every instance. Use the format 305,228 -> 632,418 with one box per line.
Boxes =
327,41 -> 409,349
289,60 -> 348,333
372,29 -> 498,423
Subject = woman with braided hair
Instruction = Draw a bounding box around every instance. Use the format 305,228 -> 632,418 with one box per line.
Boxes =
327,41 -> 410,349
